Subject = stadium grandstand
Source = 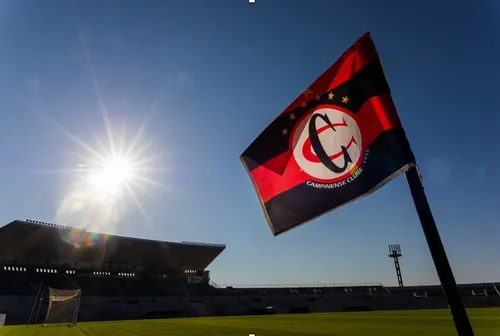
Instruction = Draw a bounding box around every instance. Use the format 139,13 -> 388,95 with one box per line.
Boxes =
0,219 -> 499,326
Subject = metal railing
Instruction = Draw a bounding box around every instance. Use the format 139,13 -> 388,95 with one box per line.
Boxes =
24,219 -> 86,232
181,241 -> 226,248
214,282 -> 386,289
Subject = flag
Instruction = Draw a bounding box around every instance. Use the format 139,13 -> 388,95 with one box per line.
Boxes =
240,33 -> 415,236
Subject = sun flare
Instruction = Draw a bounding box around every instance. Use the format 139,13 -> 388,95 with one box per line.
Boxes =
88,156 -> 134,195
49,117 -> 167,237
31,31 -> 169,241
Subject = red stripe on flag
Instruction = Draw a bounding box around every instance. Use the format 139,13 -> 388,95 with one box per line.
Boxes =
250,156 -> 308,204
250,94 -> 401,203
280,33 -> 378,116
356,94 -> 403,147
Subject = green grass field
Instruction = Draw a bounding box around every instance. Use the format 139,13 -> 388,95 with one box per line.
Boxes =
1,309 -> 499,336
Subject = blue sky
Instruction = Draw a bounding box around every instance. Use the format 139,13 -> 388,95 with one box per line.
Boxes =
0,0 -> 498,287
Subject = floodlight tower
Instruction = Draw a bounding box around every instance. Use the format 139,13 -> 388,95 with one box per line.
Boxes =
388,244 -> 404,287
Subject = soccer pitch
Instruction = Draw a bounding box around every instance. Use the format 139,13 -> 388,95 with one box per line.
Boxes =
1,309 -> 499,336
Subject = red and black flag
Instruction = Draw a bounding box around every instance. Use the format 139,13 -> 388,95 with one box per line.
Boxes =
240,33 -> 415,236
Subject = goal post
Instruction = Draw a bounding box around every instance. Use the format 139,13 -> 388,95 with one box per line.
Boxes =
43,288 -> 81,326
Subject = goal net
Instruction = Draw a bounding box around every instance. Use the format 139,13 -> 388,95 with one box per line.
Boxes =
43,288 -> 81,326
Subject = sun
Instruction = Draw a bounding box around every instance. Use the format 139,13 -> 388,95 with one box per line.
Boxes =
88,156 -> 134,195
52,118 -> 166,235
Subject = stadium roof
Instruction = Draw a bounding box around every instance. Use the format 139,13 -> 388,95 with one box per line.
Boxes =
0,220 -> 225,271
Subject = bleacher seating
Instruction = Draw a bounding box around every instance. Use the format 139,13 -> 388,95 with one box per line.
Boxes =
0,219 -> 500,325
2,269 -> 500,325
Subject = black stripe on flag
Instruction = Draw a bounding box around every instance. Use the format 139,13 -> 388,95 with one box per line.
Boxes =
264,128 -> 414,235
